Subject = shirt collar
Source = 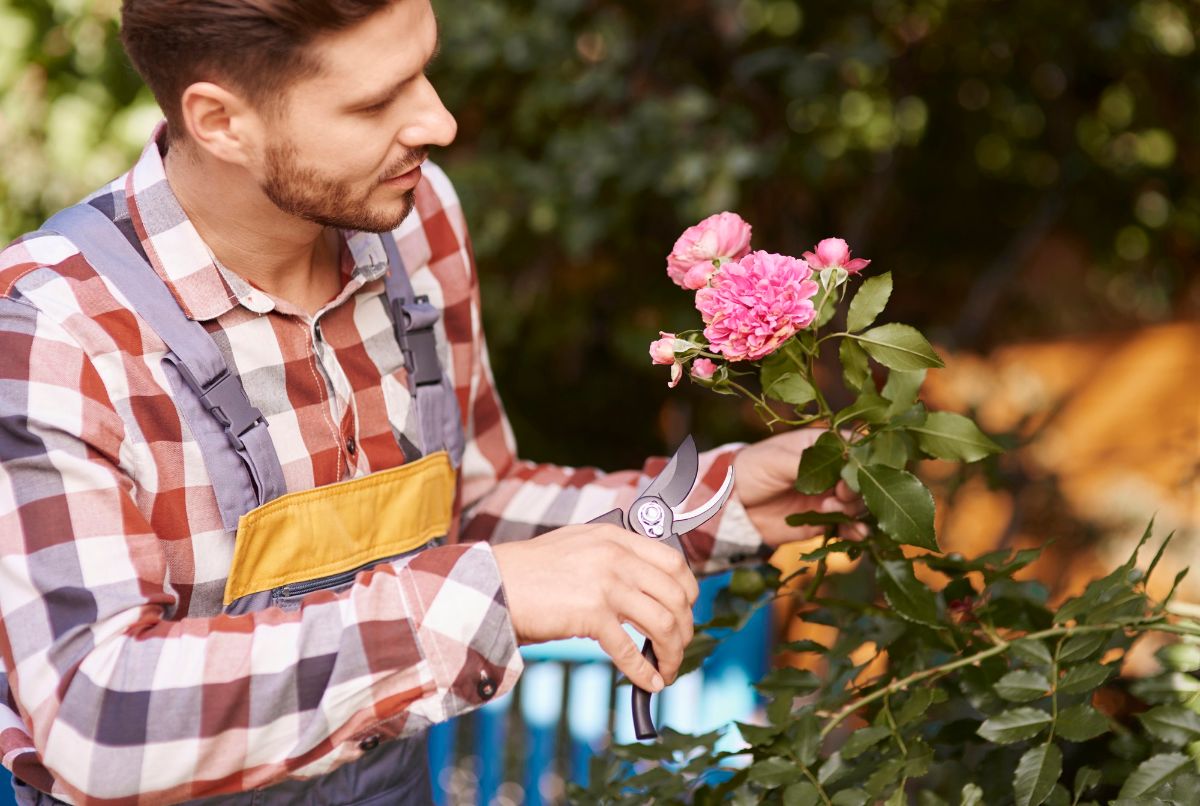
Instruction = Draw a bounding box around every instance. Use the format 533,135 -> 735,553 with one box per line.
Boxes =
123,122 -> 395,322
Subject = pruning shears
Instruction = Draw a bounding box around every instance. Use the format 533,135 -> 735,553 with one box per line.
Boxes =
588,435 -> 736,740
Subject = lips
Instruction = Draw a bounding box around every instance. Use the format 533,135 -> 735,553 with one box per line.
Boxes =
382,153 -> 428,189
383,163 -> 423,190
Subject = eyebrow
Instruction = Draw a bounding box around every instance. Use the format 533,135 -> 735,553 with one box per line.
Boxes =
345,38 -> 442,111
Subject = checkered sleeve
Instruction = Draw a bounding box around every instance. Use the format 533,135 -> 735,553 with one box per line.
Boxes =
0,287 -> 519,803
425,176 -> 768,575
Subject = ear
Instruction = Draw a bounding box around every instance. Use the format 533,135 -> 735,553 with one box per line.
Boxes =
178,81 -> 266,167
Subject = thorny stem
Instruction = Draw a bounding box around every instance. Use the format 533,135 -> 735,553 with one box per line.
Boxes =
803,558 -> 828,604
881,693 -> 908,756
818,619 -> 1174,739
725,379 -> 767,407
800,764 -> 834,806
1048,636 -> 1063,742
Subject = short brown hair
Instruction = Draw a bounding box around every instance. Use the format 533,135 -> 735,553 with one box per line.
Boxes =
121,0 -> 395,136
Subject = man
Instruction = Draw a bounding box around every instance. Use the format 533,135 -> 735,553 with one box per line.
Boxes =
0,1 -> 857,803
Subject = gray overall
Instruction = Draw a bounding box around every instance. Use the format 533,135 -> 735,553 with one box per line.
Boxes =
8,202 -> 466,805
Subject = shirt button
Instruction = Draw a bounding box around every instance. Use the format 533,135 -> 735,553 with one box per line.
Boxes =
345,437 -> 357,456
358,735 -> 380,752
477,672 -> 497,701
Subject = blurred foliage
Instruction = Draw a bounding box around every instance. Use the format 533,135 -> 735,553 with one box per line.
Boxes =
1,0 -> 1197,468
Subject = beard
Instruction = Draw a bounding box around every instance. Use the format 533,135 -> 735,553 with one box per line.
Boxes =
261,140 -> 425,233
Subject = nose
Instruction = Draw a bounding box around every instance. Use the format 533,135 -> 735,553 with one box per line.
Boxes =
400,76 -> 458,149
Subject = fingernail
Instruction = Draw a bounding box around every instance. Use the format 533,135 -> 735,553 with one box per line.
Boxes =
651,674 -> 665,692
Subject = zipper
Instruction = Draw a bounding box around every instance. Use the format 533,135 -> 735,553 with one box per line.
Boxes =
275,539 -> 444,599
278,563 -> 371,597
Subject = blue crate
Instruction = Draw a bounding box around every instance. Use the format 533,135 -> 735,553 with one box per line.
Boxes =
1,766 -> 14,806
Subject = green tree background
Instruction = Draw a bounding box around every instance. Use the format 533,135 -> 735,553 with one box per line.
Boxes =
1,0 -> 1196,470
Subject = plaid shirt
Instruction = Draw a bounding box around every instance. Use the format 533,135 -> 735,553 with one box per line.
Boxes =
0,126 -> 764,804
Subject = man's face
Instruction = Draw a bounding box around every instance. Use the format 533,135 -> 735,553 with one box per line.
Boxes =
255,0 -> 455,233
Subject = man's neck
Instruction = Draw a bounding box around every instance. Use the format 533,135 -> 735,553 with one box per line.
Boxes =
163,142 -> 342,316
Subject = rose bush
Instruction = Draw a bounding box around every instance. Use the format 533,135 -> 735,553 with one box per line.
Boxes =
577,215 -> 1199,805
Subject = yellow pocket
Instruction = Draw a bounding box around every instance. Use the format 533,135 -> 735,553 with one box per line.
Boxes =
223,451 -> 455,606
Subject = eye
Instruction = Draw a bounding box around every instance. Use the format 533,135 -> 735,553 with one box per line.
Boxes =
360,98 -> 391,115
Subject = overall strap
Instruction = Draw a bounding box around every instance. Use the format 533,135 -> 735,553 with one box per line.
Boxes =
41,203 -> 288,530
379,233 -> 465,467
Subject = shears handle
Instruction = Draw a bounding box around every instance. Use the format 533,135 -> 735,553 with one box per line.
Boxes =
589,506 -> 664,739
632,640 -> 660,740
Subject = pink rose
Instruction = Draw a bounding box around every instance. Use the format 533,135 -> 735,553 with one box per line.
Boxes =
695,251 -> 819,362
649,332 -> 677,365
690,358 -> 718,380
802,237 -> 871,274
649,332 -> 687,387
666,212 -> 753,290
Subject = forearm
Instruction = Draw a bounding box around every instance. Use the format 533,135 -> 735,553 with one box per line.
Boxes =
459,443 -> 767,574
2,542 -> 520,804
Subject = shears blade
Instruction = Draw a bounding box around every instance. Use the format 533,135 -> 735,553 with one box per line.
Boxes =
637,434 -> 699,508
671,466 -> 735,534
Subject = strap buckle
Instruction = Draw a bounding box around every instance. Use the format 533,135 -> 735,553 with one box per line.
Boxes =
171,356 -> 268,451
393,296 -> 443,387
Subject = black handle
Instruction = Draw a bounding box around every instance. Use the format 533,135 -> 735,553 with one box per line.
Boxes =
632,639 -> 659,740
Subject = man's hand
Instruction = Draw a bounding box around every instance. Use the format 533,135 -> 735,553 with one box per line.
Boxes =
734,428 -> 866,548
493,525 -> 699,693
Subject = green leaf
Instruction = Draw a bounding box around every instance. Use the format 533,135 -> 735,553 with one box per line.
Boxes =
996,670 -> 1052,702
795,431 -> 846,495
839,338 -> 871,392
847,271 -> 893,333
1073,767 -> 1101,801
799,540 -> 858,561
1131,672 -> 1200,703
1014,743 -> 1062,806
757,667 -> 822,694
818,752 -> 851,786
748,757 -> 802,788
866,759 -> 906,797
736,722 -> 782,747
1045,784 -> 1070,806
831,791 -> 870,806
977,707 -> 1053,744
787,511 -> 854,527
1057,632 -> 1111,665
1011,638 -> 1054,667
779,639 -> 829,654
1138,706 -> 1200,746
834,392 -> 891,427
1057,662 -> 1115,695
961,782 -> 984,806
841,726 -> 891,760
910,412 -> 1002,463
765,372 -> 818,407
1056,704 -> 1109,742
858,464 -> 939,551
783,782 -> 820,806
1054,566 -> 1136,625
897,688 -> 947,726
853,323 -> 945,371
877,559 -> 940,626
1157,643 -> 1200,673
868,430 -> 912,469
795,710 -> 821,766
1117,753 -> 1192,799
882,368 -> 926,415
